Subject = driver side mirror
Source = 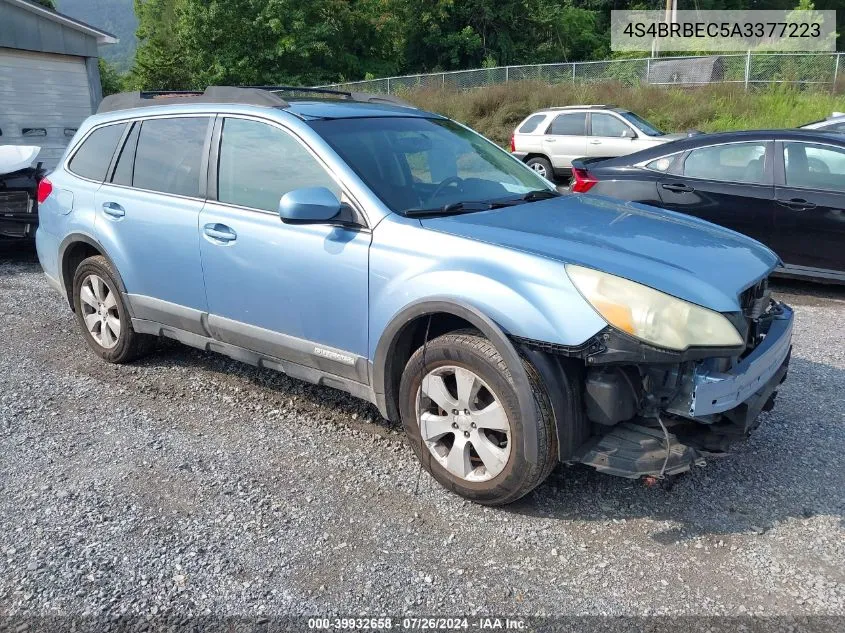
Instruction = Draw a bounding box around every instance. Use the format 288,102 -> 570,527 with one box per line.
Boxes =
622,128 -> 637,139
279,186 -> 355,226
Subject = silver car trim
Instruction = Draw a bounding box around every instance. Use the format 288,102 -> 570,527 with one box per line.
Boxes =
131,318 -> 377,405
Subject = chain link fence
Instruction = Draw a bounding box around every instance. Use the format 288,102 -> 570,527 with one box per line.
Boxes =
321,52 -> 843,94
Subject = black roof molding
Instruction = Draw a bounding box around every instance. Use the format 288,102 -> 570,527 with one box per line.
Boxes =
97,85 -> 416,114
250,85 -> 415,108
97,87 -> 289,114
347,91 -> 414,108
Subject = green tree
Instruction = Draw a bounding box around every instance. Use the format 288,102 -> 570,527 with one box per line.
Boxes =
99,58 -> 124,95
130,0 -> 191,89
126,0 -> 839,89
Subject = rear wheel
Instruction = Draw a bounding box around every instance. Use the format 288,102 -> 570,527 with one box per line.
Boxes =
72,255 -> 154,363
526,157 -> 553,181
399,331 -> 557,505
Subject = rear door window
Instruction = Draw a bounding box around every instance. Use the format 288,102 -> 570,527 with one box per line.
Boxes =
783,142 -> 845,192
111,122 -> 140,186
132,117 -> 210,197
547,113 -> 586,136
682,142 -> 769,184
68,123 -> 127,181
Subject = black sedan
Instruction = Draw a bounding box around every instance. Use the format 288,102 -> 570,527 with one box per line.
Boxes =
571,129 -> 845,283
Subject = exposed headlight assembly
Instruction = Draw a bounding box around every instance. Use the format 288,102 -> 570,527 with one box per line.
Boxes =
566,264 -> 743,351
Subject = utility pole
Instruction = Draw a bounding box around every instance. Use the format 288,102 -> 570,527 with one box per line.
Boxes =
652,0 -> 677,59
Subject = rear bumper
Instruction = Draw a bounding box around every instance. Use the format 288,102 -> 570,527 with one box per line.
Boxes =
511,151 -> 528,161
676,303 -> 793,419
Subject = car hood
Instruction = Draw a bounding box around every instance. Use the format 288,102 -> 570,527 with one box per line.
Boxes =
420,194 -> 779,313
645,132 -> 692,143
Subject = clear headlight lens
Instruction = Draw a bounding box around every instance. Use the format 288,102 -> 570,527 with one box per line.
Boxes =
566,264 -> 743,351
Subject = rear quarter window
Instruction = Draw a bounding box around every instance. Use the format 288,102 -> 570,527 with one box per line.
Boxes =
67,123 -> 126,181
517,115 -> 548,134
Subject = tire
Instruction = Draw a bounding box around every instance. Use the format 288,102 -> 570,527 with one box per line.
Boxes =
399,330 -> 557,505
72,255 -> 154,363
526,156 -> 553,181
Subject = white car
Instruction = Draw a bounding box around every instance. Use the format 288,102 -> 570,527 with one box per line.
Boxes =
510,105 -> 691,181
800,112 -> 845,133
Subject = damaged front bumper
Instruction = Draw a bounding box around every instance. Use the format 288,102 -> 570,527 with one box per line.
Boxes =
563,302 -> 793,479
668,302 -> 793,423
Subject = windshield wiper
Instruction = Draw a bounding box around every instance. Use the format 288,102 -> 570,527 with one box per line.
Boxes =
487,189 -> 562,208
518,189 -> 561,202
404,201 -> 493,218
404,190 -> 561,217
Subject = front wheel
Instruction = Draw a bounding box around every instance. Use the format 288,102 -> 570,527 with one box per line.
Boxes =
399,331 -> 557,505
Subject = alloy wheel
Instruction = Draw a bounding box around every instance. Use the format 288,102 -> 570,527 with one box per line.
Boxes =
79,274 -> 121,349
530,163 -> 547,177
416,365 -> 512,482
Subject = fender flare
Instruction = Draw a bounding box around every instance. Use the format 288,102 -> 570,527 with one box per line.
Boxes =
372,297 -> 539,464
57,232 -> 129,310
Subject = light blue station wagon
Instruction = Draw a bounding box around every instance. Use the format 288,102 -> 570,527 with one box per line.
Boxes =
36,87 -> 793,504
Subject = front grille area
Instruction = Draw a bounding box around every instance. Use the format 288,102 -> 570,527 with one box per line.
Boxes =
740,277 -> 772,320
0,191 -> 32,219
739,277 -> 776,354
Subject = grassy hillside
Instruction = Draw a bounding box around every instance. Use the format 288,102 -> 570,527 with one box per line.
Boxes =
402,82 -> 845,147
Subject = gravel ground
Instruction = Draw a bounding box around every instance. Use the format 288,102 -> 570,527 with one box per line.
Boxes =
0,243 -> 843,625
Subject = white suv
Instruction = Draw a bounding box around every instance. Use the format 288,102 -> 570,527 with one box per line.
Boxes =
799,112 -> 845,133
510,105 -> 690,180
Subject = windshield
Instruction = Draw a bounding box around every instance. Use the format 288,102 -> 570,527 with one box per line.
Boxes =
618,111 -> 664,137
308,117 -> 555,215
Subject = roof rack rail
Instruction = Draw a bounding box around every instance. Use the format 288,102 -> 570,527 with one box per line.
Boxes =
97,86 -> 288,114
97,85 -> 415,114
545,104 -> 618,110
248,85 -> 415,109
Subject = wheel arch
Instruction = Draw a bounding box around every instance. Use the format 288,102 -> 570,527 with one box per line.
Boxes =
523,153 -> 551,164
58,233 -> 128,312
372,298 -> 540,464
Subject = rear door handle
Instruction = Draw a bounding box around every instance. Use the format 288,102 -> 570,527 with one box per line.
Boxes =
776,198 -> 816,210
102,202 -> 125,218
203,223 -> 237,243
545,138 -> 556,143
661,183 -> 695,193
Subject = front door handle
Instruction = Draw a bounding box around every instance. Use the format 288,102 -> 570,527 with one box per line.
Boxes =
776,198 -> 816,210
203,223 -> 237,243
661,183 -> 695,193
545,138 -> 556,143
102,202 -> 125,218
589,139 -> 602,145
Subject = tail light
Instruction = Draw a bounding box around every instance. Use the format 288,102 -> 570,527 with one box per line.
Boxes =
37,177 -> 53,204
571,168 -> 597,193
510,134 -> 516,153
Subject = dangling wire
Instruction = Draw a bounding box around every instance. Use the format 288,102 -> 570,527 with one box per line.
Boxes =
656,413 -> 671,478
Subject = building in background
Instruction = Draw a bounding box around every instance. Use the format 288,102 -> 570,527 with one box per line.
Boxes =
0,0 -> 117,168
